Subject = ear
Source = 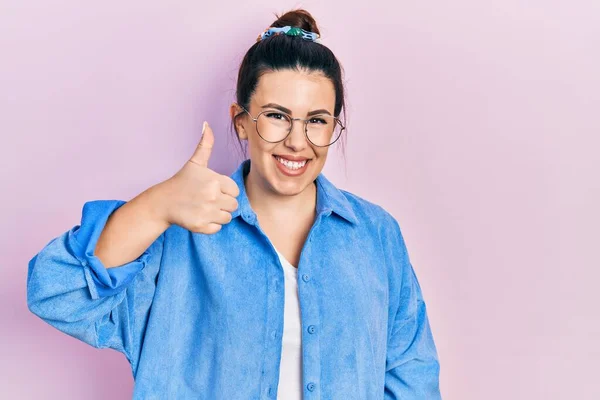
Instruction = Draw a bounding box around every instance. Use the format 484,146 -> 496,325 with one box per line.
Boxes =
230,103 -> 248,140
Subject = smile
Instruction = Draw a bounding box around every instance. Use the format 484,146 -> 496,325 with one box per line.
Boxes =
274,155 -> 308,169
273,155 -> 311,176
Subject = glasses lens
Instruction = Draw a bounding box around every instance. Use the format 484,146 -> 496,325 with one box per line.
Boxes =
256,112 -> 343,146
306,115 -> 343,147
257,112 -> 292,142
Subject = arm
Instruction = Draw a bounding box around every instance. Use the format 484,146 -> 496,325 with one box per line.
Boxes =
26,192 -> 168,372
95,184 -> 170,270
383,216 -> 441,399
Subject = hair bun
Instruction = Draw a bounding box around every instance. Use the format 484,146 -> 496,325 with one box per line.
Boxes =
270,8 -> 320,35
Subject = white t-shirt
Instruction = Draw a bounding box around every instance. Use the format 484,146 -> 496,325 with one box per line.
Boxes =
274,248 -> 303,400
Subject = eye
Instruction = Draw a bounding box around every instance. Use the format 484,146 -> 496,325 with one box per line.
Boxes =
309,117 -> 328,124
265,112 -> 287,120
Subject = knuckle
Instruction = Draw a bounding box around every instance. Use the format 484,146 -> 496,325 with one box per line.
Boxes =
208,192 -> 219,202
201,189 -> 218,203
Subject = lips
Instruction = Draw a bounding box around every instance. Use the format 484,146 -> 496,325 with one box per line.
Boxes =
273,154 -> 311,162
273,155 -> 309,167
273,154 -> 310,176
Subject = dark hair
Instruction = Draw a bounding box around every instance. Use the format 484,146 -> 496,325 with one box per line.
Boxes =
230,9 -> 348,161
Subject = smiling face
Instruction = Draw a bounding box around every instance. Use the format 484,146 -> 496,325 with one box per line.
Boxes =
231,68 -> 337,197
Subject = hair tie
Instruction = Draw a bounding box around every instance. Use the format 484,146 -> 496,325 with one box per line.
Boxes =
256,26 -> 322,44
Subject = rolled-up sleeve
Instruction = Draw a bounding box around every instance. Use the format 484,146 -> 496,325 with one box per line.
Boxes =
69,199 -> 153,299
26,199 -> 165,369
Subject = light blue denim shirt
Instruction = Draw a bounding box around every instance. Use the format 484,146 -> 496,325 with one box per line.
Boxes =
27,158 -> 441,399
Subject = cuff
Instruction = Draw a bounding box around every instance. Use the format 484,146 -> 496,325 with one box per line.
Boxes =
68,199 -> 152,300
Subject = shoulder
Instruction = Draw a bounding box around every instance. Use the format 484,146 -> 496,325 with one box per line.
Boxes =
337,188 -> 402,233
338,189 -> 411,279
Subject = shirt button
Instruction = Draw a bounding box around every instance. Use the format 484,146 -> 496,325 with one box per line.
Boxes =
302,274 -> 310,282
271,330 -> 277,339
307,382 -> 316,391
307,325 -> 316,334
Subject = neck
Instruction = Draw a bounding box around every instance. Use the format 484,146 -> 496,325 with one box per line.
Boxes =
244,166 -> 317,219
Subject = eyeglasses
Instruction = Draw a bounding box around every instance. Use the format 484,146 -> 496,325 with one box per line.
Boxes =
235,105 -> 345,147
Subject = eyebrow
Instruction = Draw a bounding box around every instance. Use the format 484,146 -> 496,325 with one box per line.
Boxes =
261,103 -> 332,117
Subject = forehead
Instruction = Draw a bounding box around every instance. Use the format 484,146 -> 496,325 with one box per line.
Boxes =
253,69 -> 335,111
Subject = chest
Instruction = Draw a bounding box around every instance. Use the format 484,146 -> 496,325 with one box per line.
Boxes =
257,214 -> 314,268
149,221 -> 392,398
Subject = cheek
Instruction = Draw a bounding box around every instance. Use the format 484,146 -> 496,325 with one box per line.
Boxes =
314,148 -> 329,160
247,134 -> 277,157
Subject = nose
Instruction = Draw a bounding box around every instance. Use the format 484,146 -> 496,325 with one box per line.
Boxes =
283,118 -> 309,151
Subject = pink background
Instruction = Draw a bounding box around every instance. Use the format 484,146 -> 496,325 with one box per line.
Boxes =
2,1 -> 599,398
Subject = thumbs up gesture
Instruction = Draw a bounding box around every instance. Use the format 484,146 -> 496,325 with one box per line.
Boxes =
157,122 -> 240,234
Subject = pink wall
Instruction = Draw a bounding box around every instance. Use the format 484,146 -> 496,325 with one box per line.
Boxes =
2,1 -> 599,398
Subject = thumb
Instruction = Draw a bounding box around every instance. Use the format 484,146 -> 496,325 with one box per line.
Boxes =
190,121 -> 214,168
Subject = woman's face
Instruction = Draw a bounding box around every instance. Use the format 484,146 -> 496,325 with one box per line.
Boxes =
231,68 -> 336,197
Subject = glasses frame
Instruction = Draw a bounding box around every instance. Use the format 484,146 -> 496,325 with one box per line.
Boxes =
235,105 -> 345,147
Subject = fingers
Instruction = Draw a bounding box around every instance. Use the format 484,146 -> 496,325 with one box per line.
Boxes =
218,193 -> 239,213
213,209 -> 234,225
217,175 -> 240,197
187,123 -> 240,199
202,222 -> 223,234
189,121 -> 214,168
201,210 -> 232,231
200,194 -> 236,230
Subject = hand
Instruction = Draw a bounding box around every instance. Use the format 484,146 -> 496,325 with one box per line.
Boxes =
154,121 -> 240,234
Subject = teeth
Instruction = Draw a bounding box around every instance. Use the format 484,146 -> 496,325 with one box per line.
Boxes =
275,156 -> 307,170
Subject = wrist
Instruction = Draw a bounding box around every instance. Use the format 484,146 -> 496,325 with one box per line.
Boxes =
139,183 -> 172,230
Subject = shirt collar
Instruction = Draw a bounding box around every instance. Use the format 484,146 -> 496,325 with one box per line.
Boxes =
229,158 -> 358,225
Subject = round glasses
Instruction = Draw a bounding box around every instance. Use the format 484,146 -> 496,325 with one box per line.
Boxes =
236,105 -> 345,147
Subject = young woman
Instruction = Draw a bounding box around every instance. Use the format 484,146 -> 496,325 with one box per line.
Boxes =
27,9 -> 441,399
